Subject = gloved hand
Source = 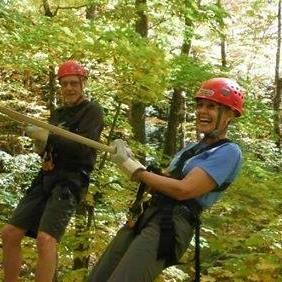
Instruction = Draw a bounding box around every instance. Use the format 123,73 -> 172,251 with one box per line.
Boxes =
111,139 -> 145,179
33,139 -> 47,155
25,125 -> 49,142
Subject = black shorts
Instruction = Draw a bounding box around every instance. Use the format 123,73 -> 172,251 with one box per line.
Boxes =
9,169 -> 89,241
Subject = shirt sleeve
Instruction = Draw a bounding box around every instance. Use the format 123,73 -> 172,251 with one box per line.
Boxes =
48,102 -> 104,158
195,143 -> 242,187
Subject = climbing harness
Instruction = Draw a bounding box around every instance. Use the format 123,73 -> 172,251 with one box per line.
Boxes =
128,138 -> 232,281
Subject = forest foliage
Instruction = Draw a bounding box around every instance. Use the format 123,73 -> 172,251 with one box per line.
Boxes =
0,0 -> 281,281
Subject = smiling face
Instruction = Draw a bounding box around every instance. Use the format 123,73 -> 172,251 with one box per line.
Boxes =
196,98 -> 235,141
59,75 -> 85,106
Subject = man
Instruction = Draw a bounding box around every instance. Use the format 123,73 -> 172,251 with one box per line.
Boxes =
1,60 -> 104,282
88,77 -> 244,282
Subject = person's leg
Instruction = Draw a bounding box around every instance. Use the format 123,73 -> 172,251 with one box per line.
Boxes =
108,218 -> 165,282
2,173 -> 46,282
88,205 -> 161,282
35,231 -> 57,282
108,206 -> 195,282
87,226 -> 136,282
173,206 -> 194,260
1,224 -> 26,282
34,182 -> 79,281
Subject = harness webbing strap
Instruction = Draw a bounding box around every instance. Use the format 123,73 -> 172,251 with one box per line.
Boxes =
170,138 -> 230,180
127,165 -> 162,227
131,139 -> 232,281
194,218 -> 201,282
168,138 -> 231,281
158,139 -> 230,282
157,198 -> 177,265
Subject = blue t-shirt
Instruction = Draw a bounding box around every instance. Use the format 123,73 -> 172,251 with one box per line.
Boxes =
168,142 -> 242,210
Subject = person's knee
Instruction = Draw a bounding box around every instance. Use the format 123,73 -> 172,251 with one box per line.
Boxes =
1,224 -> 25,246
36,232 -> 57,253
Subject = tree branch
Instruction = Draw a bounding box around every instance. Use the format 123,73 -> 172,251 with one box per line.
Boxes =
54,4 -> 88,16
42,0 -> 53,17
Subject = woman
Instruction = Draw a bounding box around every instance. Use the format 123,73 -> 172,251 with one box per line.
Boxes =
89,77 -> 244,282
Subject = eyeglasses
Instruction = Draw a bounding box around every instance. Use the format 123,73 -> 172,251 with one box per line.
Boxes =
59,80 -> 80,88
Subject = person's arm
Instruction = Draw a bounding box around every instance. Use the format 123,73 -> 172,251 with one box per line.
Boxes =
134,167 -> 217,201
25,125 -> 49,154
48,103 -> 104,154
111,139 -> 241,201
110,139 -> 215,200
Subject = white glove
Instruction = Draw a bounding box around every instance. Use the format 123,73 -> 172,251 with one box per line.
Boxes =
25,125 -> 49,142
33,139 -> 47,155
111,139 -> 145,178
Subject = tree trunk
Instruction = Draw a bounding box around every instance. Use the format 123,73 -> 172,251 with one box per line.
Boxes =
128,0 -> 148,146
41,1 -> 56,113
72,203 -> 92,270
220,35 -> 227,68
274,0 -> 281,148
217,0 -> 227,68
274,78 -> 282,149
43,0 -> 53,17
135,0 -> 148,37
42,3 -> 58,280
279,78 -> 282,149
129,102 -> 146,144
99,102 -> 122,169
164,89 -> 185,155
71,3 -> 102,272
164,15 -> 192,156
48,65 -> 56,114
86,4 -> 98,20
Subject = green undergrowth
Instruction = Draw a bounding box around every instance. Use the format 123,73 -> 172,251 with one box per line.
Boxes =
0,153 -> 281,281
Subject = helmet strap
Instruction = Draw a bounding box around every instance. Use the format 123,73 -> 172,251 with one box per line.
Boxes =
203,106 -> 226,140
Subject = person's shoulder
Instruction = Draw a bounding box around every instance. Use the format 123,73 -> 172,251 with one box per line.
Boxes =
87,99 -> 102,107
215,141 -> 242,157
51,106 -> 64,117
223,141 -> 241,152
84,100 -> 104,124
176,142 -> 197,154
183,141 -> 198,149
86,100 -> 103,112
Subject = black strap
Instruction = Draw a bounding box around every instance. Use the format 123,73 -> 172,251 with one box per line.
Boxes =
127,165 -> 161,227
170,138 -> 231,180
160,139 -> 231,280
194,219 -> 201,282
156,196 -> 177,265
131,139 -> 232,281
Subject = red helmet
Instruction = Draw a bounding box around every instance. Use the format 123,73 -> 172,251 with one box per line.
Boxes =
196,77 -> 244,116
57,60 -> 87,79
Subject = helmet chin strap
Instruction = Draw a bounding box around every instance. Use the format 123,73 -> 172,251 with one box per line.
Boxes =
202,106 -> 228,141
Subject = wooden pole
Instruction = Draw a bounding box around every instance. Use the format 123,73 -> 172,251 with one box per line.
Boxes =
0,105 -> 115,154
